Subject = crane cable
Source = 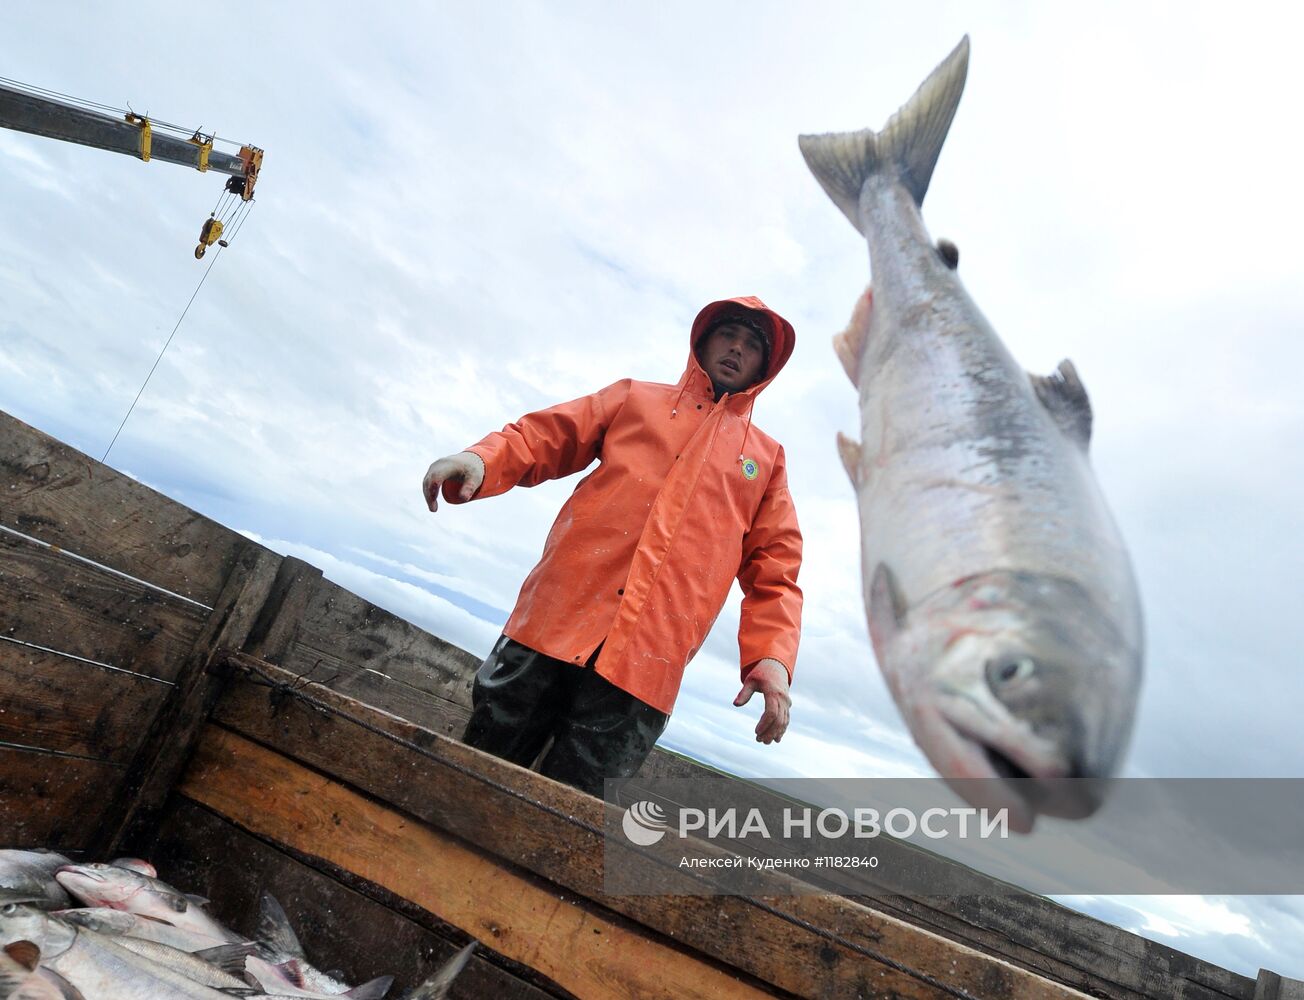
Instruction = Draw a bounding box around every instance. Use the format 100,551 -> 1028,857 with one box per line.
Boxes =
0,74 -> 261,463
99,200 -> 256,465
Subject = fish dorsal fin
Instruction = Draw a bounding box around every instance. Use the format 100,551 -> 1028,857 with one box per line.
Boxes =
799,36 -> 969,233
1030,359 -> 1092,449
343,974 -> 395,999
257,892 -> 305,959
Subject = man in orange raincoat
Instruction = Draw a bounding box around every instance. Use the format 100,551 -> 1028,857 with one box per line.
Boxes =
422,297 -> 803,795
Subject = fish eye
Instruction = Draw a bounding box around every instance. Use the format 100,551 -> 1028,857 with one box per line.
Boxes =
991,656 -> 1036,684
2,904 -> 16,915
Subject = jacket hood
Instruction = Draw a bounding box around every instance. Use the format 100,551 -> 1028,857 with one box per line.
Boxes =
687,296 -> 796,399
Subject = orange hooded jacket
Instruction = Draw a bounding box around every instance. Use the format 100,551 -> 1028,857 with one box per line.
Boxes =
446,296 -> 803,714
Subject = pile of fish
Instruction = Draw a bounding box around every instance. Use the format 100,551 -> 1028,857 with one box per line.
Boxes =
1,849 -> 475,999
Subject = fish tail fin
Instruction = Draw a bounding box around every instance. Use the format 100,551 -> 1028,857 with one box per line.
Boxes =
405,942 -> 478,1000
256,892 -> 305,959
798,36 -> 970,233
342,974 -> 395,999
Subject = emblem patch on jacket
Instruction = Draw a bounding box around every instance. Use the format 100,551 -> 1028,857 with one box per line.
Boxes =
741,458 -> 760,481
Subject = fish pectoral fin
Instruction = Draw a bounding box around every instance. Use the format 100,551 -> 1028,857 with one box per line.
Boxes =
869,563 -> 908,651
833,287 -> 873,384
836,432 -> 864,485
1029,359 -> 1093,449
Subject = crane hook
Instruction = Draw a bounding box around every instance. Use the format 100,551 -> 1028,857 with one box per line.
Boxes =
194,215 -> 224,260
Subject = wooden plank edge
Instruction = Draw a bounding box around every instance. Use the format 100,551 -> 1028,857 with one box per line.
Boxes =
180,726 -> 786,1000
242,556 -> 323,665
93,543 -> 283,855
0,408 -> 245,604
205,665 -> 1092,1000
141,795 -> 572,1000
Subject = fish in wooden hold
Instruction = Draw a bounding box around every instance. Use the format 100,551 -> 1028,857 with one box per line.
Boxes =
0,902 -> 236,998
401,943 -> 477,1000
799,37 -> 1143,832
0,937 -> 71,1000
54,864 -> 242,949
55,906 -> 238,956
0,852 -> 72,912
7,853 -> 476,998
246,892 -> 393,999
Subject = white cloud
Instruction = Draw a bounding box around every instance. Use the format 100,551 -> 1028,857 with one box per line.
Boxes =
3,0 -> 1303,980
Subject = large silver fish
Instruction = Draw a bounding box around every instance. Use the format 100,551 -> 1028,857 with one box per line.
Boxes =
54,864 -> 241,949
0,904 -> 235,999
800,37 -> 1143,831
0,853 -> 72,912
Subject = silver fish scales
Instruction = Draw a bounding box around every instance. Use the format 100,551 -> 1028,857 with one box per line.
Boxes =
800,37 -> 1143,831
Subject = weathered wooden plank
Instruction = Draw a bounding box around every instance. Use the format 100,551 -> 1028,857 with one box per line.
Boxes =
146,796 -> 581,999
0,410 -> 245,605
1255,970 -> 1304,1000
0,528 -> 208,681
634,751 -> 1254,1000
282,576 -> 478,709
274,648 -> 472,741
94,543 -> 283,856
182,728 -> 790,1000
273,609 -> 1253,1000
0,641 -> 171,761
857,892 -> 1253,1000
243,556 -> 323,665
207,661 -> 1090,1000
0,746 -> 122,849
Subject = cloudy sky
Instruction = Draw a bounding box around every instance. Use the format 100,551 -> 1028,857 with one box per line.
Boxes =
3,0 -> 1302,981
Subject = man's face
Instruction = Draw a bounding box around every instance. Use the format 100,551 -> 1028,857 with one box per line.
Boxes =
697,322 -> 768,394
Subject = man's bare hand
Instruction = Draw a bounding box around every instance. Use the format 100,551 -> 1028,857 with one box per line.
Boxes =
423,452 -> 485,512
733,657 -> 791,744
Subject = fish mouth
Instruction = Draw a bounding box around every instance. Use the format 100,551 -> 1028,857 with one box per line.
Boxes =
949,721 -> 1105,825
55,865 -> 103,883
913,694 -> 1106,832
